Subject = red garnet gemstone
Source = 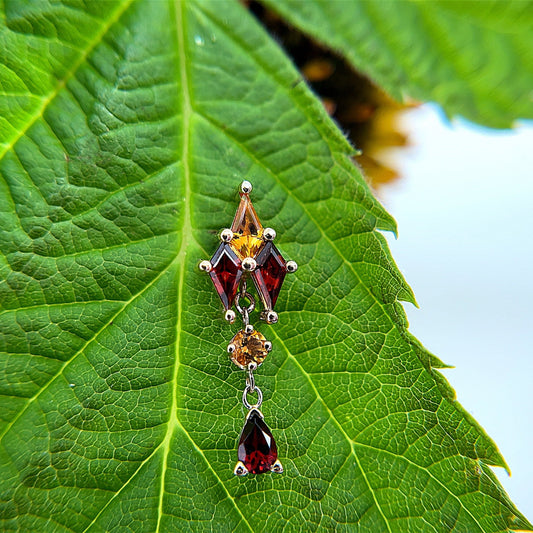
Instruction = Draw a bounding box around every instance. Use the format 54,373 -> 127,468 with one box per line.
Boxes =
238,410 -> 278,474
251,242 -> 287,310
208,243 -> 243,310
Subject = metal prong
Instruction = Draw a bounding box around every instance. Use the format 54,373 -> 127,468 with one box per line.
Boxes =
248,362 -> 257,371
242,257 -> 257,271
220,228 -> 233,243
271,460 -> 283,474
244,324 -> 254,334
286,261 -> 298,273
262,310 -> 278,324
241,181 -> 252,194
265,341 -> 272,352
227,343 -> 236,354
245,407 -> 263,420
263,228 -> 276,241
225,309 -> 236,323
234,461 -> 249,476
199,260 -> 212,272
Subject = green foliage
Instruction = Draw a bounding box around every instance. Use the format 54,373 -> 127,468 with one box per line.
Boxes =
267,0 -> 533,128
0,0 -> 530,531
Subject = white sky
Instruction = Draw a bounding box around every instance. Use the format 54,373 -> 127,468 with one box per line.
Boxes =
380,104 -> 533,520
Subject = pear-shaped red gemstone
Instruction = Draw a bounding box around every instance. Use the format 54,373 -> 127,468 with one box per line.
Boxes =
208,243 -> 242,310
251,242 -> 287,310
238,410 -> 277,474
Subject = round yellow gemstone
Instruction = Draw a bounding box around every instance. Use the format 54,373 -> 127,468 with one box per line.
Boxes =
229,329 -> 269,369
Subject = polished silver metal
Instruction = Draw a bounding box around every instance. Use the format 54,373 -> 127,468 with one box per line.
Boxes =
241,307 -> 250,327
241,257 -> 257,271
267,310 -> 278,324
198,260 -> 212,272
263,227 -> 276,241
235,291 -> 255,318
246,365 -> 256,392
227,343 -> 236,354
220,228 -> 233,243
264,341 -> 272,352
239,278 -> 248,298
271,460 -> 284,474
225,309 -> 236,323
244,324 -> 254,334
243,383 -> 263,410
261,310 -> 278,324
240,180 -> 252,194
245,407 -> 264,420
286,260 -> 298,273
234,461 -> 249,476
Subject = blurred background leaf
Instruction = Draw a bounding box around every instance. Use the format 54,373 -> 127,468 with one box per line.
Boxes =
264,0 -> 533,128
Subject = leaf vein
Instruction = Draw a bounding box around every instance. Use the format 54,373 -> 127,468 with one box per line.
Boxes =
0,258 -> 175,445
0,0 -> 135,164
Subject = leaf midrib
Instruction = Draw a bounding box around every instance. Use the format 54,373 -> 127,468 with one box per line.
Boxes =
154,0 -> 191,528
153,2 -> 253,531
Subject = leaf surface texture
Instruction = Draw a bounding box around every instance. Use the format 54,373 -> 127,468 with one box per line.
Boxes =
0,1 -> 530,532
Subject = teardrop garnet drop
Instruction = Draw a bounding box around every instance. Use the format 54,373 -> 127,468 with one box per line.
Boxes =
238,410 -> 278,474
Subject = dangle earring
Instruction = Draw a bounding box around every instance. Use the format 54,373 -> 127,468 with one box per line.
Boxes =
198,181 -> 298,476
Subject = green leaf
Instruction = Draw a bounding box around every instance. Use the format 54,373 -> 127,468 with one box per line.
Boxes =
0,1 -> 530,532
264,0 -> 533,128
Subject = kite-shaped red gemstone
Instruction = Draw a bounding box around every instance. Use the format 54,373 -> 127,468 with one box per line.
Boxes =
252,241 -> 287,310
208,243 -> 243,310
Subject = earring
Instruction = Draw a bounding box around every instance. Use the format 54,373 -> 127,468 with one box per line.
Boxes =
199,181 -> 298,476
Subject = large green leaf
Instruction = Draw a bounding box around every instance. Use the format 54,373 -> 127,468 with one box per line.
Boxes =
0,1 -> 530,531
265,0 -> 533,128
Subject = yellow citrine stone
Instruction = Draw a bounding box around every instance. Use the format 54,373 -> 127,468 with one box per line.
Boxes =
231,233 -> 264,260
228,329 -> 271,369
230,193 -> 264,259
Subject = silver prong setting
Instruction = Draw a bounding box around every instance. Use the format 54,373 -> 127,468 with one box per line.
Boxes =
245,407 -> 263,420
227,343 -> 236,354
240,180 -> 252,194
271,460 -> 283,474
262,310 -> 278,324
248,362 -> 258,371
225,309 -> 236,323
286,261 -> 298,273
244,324 -> 254,334
263,228 -> 276,241
234,461 -> 249,476
265,341 -> 272,352
220,228 -> 233,243
241,257 -> 257,271
199,260 -> 212,272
